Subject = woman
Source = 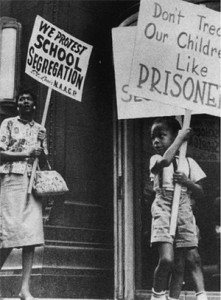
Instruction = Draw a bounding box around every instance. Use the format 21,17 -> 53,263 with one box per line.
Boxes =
0,89 -> 48,300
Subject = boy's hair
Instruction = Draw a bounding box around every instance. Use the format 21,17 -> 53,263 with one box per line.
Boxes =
152,116 -> 182,136
16,88 -> 37,107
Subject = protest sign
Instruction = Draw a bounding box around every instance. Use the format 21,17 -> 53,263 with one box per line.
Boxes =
26,15 -> 93,194
25,15 -> 92,101
112,27 -> 185,119
112,27 -> 206,119
129,0 -> 220,117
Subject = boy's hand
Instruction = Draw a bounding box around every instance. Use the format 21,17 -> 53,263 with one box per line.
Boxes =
173,171 -> 189,186
178,128 -> 192,141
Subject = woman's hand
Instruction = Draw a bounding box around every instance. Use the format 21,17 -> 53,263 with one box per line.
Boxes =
38,129 -> 46,142
28,146 -> 43,158
173,171 -> 189,186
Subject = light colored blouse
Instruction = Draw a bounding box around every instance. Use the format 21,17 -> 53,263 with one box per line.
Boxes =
149,154 -> 206,191
0,116 -> 48,175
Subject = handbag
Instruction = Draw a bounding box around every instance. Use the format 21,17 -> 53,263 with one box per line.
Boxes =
33,161 -> 69,197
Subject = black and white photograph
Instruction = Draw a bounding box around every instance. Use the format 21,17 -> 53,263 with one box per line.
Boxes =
0,0 -> 220,299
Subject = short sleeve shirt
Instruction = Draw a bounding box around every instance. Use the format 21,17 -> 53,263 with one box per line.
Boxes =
0,116 -> 48,174
149,154 -> 206,191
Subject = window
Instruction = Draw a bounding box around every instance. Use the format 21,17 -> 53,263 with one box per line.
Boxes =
0,17 -> 21,103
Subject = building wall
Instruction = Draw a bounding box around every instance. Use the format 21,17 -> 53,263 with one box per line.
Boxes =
0,0 -> 219,297
0,0 -> 137,298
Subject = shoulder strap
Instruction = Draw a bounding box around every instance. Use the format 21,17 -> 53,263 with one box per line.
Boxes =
186,157 -> 191,178
159,169 -> 163,188
159,158 -> 177,188
173,157 -> 191,178
172,157 -> 178,172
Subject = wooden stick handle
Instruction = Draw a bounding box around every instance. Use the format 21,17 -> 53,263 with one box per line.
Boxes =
169,109 -> 192,236
27,88 -> 52,195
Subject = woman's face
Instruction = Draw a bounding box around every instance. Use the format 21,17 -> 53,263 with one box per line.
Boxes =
151,122 -> 175,155
17,93 -> 35,115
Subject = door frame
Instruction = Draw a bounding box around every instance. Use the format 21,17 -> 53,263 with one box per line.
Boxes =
113,2 -> 221,299
114,119 -> 135,300
113,13 -> 138,300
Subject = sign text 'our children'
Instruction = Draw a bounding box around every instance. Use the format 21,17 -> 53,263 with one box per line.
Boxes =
128,0 -> 220,117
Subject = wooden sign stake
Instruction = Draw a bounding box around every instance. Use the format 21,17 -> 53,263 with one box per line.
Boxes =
169,109 -> 192,236
27,87 -> 52,195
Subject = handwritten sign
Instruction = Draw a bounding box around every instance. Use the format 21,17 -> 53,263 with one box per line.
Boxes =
129,0 -> 220,117
112,27 -> 186,119
112,27 -> 205,119
25,15 -> 92,101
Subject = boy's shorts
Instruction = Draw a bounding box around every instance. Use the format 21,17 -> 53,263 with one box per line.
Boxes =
151,189 -> 198,248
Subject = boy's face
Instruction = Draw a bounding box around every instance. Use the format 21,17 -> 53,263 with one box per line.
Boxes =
151,122 -> 175,155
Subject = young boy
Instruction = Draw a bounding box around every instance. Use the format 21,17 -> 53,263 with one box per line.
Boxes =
149,117 -> 207,300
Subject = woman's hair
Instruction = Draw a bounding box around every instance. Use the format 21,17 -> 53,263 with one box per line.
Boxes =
152,116 -> 182,136
16,88 -> 37,107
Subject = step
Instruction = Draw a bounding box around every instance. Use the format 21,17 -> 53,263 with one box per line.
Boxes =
0,272 -> 114,298
49,201 -> 112,230
65,176 -> 113,207
44,225 -> 112,246
1,244 -> 113,271
1,247 -> 44,271
2,299 -> 110,300
0,245 -> 114,298
42,244 -> 113,269
136,291 -> 221,300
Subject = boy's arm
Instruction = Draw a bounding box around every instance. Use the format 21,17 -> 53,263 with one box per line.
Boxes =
173,156 -> 206,198
151,128 -> 191,174
173,172 -> 205,199
186,179 -> 204,199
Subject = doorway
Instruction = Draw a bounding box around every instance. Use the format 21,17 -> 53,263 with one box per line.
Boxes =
114,1 -> 220,298
133,115 -> 220,291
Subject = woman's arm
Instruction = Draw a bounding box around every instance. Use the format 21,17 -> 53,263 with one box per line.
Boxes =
0,150 -> 29,162
0,147 -> 43,163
